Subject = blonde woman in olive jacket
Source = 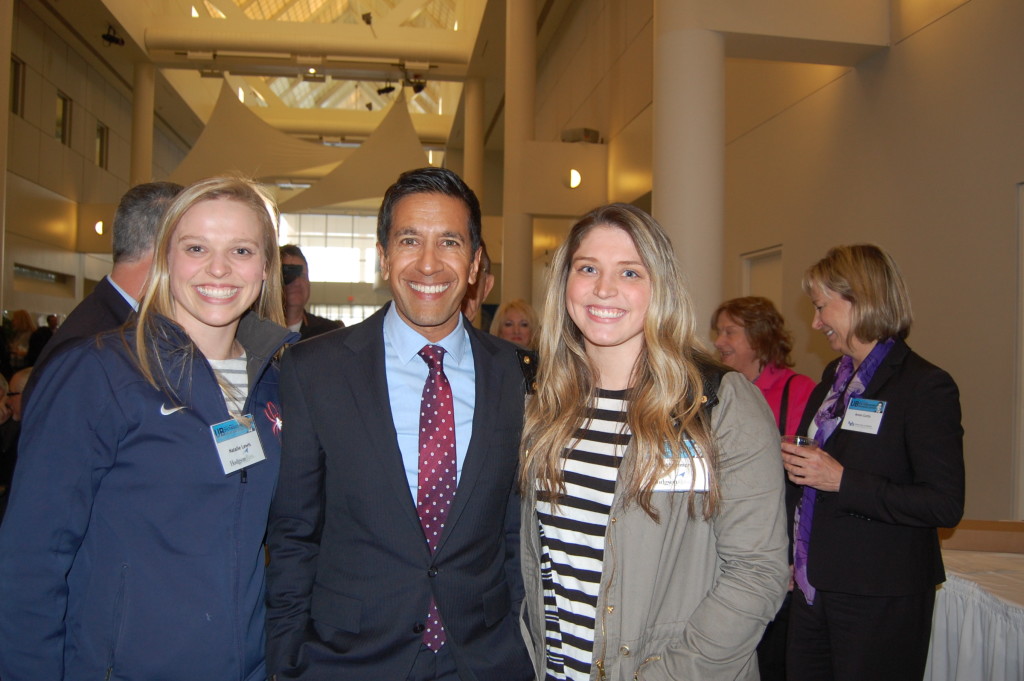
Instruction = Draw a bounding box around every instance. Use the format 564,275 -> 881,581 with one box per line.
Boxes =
519,204 -> 788,681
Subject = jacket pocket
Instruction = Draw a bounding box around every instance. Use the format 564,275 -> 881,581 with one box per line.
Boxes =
633,655 -> 662,681
481,580 -> 511,627
310,582 -> 362,633
106,563 -> 130,676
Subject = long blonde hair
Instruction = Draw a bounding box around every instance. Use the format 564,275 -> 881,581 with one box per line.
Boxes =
521,204 -> 720,520
133,176 -> 285,394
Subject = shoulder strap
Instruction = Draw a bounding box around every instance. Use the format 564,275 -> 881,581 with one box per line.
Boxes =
778,374 -> 796,435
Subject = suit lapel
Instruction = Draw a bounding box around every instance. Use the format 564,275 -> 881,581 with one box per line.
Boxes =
345,307 -> 426,535
434,323 -> 504,554
860,338 -> 908,398
825,339 -> 907,450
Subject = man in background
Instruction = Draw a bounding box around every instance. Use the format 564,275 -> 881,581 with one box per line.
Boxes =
280,244 -> 343,340
23,181 -> 183,405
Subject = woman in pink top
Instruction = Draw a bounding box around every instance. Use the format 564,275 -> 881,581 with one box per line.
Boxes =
712,297 -> 815,437
712,296 -> 815,681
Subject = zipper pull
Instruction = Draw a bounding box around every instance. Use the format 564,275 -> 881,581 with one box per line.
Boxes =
241,468 -> 248,484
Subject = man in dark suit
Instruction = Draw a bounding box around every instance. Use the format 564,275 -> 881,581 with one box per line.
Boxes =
280,244 -> 343,339
266,167 -> 534,681
22,181 -> 183,405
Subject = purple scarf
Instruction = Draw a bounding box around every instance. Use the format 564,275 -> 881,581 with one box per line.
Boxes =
793,338 -> 895,604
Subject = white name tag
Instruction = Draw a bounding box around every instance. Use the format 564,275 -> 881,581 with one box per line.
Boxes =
210,415 -> 266,475
655,440 -> 710,492
840,398 -> 887,435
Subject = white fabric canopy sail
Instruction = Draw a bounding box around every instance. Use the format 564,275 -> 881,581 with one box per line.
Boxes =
169,83 -> 349,186
278,90 -> 429,212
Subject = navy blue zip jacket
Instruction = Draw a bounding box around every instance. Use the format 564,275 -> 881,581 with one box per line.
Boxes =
0,312 -> 297,681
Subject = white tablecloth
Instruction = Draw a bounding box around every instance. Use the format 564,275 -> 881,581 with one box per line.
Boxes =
924,551 -> 1024,681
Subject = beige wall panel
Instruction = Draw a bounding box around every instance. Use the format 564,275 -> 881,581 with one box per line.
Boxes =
12,1 -> 45,70
607,106 -> 652,205
5,173 -> 76,250
892,0 -> 972,41
66,49 -> 88,104
8,115 -> 41,181
607,20 -> 653,139
677,0 -> 888,46
35,77 -> 56,139
41,22 -> 66,86
60,147 -> 84,201
86,67 -> 107,123
20,63 -> 43,129
108,131 -> 130,183
725,59 -> 849,142
36,135 -> 64,195
725,0 -> 1023,518
83,253 -> 113,282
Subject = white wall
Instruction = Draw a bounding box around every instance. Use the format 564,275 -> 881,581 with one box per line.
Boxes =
3,0 -> 188,316
725,0 -> 1023,519
535,0 -> 1020,519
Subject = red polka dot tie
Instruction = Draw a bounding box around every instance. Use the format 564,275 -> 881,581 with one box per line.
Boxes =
417,344 -> 455,650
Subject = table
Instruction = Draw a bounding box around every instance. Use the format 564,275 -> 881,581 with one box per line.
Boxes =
924,550 -> 1024,681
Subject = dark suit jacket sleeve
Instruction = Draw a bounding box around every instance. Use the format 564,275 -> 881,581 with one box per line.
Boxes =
266,348 -> 325,673
836,361 -> 964,528
24,278 -> 132,406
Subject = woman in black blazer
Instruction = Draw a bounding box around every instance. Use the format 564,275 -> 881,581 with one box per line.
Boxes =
781,244 -> 964,681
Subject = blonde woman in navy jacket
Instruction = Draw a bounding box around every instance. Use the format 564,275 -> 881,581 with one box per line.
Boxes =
781,244 -> 964,681
0,177 -> 297,681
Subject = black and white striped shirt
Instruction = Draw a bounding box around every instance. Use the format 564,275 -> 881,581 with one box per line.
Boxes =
208,353 -> 248,417
537,389 -> 630,681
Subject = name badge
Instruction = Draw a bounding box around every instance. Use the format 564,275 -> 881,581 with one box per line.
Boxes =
654,440 -> 710,492
210,415 -> 266,475
840,398 -> 887,435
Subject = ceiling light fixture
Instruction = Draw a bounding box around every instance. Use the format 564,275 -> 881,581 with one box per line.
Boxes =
377,82 -> 395,96
100,25 -> 125,47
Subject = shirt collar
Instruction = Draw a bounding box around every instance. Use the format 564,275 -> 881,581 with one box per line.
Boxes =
107,275 -> 139,311
383,303 -> 470,366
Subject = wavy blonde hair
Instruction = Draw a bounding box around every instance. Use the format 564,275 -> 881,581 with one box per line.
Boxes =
132,176 -> 284,395
521,203 -> 720,520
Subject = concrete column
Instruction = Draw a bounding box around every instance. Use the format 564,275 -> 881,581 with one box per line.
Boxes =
463,77 -> 485,198
0,0 -> 14,306
501,0 -> 535,303
652,7 -> 725,329
130,62 -> 156,186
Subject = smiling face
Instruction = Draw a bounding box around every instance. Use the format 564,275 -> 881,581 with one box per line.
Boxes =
167,198 -> 267,358
499,308 -> 532,347
566,225 -> 651,368
809,284 -> 875,363
713,312 -> 761,381
377,193 -> 480,343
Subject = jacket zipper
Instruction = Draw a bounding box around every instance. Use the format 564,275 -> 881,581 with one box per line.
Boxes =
595,513 -> 617,681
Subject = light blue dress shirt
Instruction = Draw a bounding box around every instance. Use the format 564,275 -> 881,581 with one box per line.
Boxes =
106,275 -> 139,311
383,304 -> 476,500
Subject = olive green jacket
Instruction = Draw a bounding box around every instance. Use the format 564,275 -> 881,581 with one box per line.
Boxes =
520,373 -> 789,681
